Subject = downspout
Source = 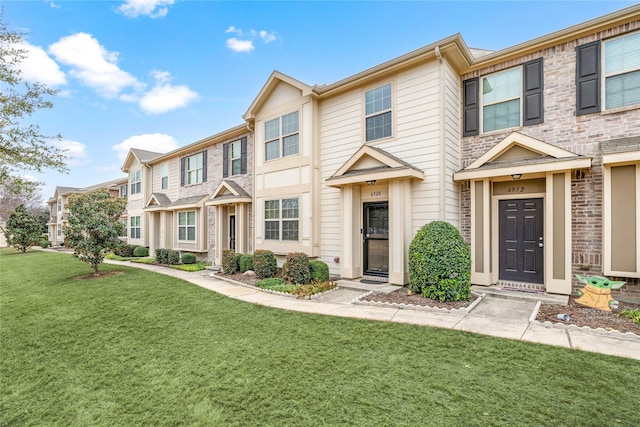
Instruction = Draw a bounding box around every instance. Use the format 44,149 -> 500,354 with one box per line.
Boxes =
435,46 -> 446,221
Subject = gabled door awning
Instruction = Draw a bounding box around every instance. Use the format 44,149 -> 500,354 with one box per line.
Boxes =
205,180 -> 252,206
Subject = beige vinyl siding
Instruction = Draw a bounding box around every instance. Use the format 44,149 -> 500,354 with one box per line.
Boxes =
152,159 -> 179,200
443,60 -> 461,226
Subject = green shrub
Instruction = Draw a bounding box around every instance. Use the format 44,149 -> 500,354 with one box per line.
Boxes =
239,254 -> 253,273
309,260 -> 329,283
222,249 -> 238,274
283,252 -> 311,285
253,250 -> 277,279
155,248 -> 168,264
255,278 -> 296,293
115,244 -> 134,257
620,309 -> 640,326
408,221 -> 471,302
133,246 -> 149,257
39,240 -> 52,248
167,250 -> 180,265
292,281 -> 337,299
181,253 -> 196,265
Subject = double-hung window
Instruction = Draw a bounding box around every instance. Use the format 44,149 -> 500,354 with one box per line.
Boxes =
187,153 -> 203,185
365,84 -> 392,141
264,111 -> 299,161
120,184 -> 127,198
161,164 -> 169,190
230,140 -> 242,175
57,198 -> 62,211
264,198 -> 299,241
604,32 -> 640,110
178,211 -> 196,241
130,170 -> 141,195
130,216 -> 140,239
482,68 -> 521,132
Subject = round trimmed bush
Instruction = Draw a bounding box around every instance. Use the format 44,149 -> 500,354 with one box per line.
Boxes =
222,249 -> 238,274
133,246 -> 149,257
239,254 -> 253,273
408,221 -> 471,302
181,253 -> 196,265
167,250 -> 180,265
253,250 -> 277,279
115,244 -> 134,257
283,252 -> 311,285
155,248 -> 168,264
39,240 -> 52,248
309,260 -> 329,283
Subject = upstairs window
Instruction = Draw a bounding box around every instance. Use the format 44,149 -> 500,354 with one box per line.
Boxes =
265,111 -> 299,161
180,151 -> 207,186
604,32 -> 640,110
482,68 -> 521,132
161,164 -> 169,190
57,197 -> 62,211
264,198 -> 299,241
365,84 -> 392,141
120,184 -> 127,198
130,170 -> 141,195
223,137 -> 247,177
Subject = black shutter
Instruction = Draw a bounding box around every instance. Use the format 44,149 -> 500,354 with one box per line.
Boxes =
523,58 -> 544,126
223,143 -> 229,178
202,150 -> 207,182
180,157 -> 185,186
463,77 -> 479,137
576,41 -> 601,116
241,137 -> 247,174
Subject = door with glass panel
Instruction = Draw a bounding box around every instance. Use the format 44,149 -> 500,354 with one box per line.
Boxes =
363,202 -> 389,277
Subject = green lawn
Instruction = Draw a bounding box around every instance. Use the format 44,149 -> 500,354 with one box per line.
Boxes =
1,249 -> 639,426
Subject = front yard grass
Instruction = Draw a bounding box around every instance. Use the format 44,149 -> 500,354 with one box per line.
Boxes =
1,248 -> 639,426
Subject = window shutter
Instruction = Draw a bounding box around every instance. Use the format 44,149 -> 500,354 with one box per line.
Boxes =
523,58 -> 544,126
241,137 -> 247,174
463,77 -> 479,136
202,150 -> 207,182
180,157 -> 185,186
223,143 -> 229,178
576,41 -> 601,116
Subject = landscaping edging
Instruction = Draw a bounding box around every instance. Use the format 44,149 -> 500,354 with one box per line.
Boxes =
529,301 -> 640,340
352,291 -> 485,314
207,272 -> 339,300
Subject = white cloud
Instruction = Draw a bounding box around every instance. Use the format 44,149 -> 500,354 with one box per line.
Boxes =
112,134 -> 180,161
138,70 -> 198,114
49,2 -> 61,9
48,32 -> 143,98
226,38 -> 254,53
15,42 -> 66,86
118,0 -> 175,18
225,27 -> 277,52
260,30 -> 276,44
52,139 -> 89,166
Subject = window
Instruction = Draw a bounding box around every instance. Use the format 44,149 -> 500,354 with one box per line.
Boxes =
264,198 -> 299,241
120,184 -> 127,198
130,170 -> 141,195
463,59 -> 543,135
178,211 -> 196,241
57,198 -> 62,211
365,84 -> 392,141
482,68 -> 521,132
264,111 -> 299,161
130,216 -> 140,239
119,219 -> 127,237
230,140 -> 242,175
604,32 -> 640,110
161,164 -> 168,190
181,151 -> 207,186
57,224 -> 61,237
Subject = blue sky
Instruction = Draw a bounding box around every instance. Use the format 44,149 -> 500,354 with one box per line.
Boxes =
4,0 -> 637,201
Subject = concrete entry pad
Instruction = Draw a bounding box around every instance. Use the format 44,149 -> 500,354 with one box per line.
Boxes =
454,298 -> 538,339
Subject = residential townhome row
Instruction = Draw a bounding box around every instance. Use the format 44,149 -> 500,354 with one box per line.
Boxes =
48,5 -> 640,298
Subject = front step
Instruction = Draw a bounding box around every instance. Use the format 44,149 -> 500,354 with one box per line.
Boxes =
472,285 -> 568,305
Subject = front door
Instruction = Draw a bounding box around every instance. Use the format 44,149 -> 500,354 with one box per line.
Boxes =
363,202 -> 389,276
499,198 -> 544,283
229,214 -> 236,251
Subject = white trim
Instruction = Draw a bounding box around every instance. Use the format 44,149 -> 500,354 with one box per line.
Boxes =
602,151 -> 640,164
454,158 -> 591,181
544,172 -> 572,295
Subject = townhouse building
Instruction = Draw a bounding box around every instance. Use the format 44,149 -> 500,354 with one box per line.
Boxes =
47,177 -> 128,246
121,125 -> 253,265
453,6 -> 640,297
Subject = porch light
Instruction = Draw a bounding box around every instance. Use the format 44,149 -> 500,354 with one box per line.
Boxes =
511,173 -> 522,180
365,180 -> 377,186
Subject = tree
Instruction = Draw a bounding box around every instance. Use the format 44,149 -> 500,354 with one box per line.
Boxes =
64,190 -> 127,275
2,203 -> 42,252
1,18 -> 68,193
0,176 -> 44,219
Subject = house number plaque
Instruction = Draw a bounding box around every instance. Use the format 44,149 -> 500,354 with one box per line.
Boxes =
370,191 -> 381,197
507,186 -> 525,193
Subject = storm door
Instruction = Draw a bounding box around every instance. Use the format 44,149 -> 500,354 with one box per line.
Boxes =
499,198 -> 544,283
229,214 -> 236,251
363,202 -> 389,276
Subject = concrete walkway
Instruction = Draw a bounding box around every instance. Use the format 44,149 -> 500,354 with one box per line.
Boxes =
104,259 -> 640,360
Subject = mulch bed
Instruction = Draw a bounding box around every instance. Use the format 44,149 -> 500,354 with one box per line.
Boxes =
536,299 -> 639,335
358,287 -> 472,310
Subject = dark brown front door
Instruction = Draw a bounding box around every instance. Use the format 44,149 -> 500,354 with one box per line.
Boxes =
363,202 -> 389,277
499,198 -> 544,283
229,215 -> 236,251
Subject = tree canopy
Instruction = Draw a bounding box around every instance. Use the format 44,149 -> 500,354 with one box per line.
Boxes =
0,18 -> 68,193
2,203 -> 42,252
64,190 -> 127,275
